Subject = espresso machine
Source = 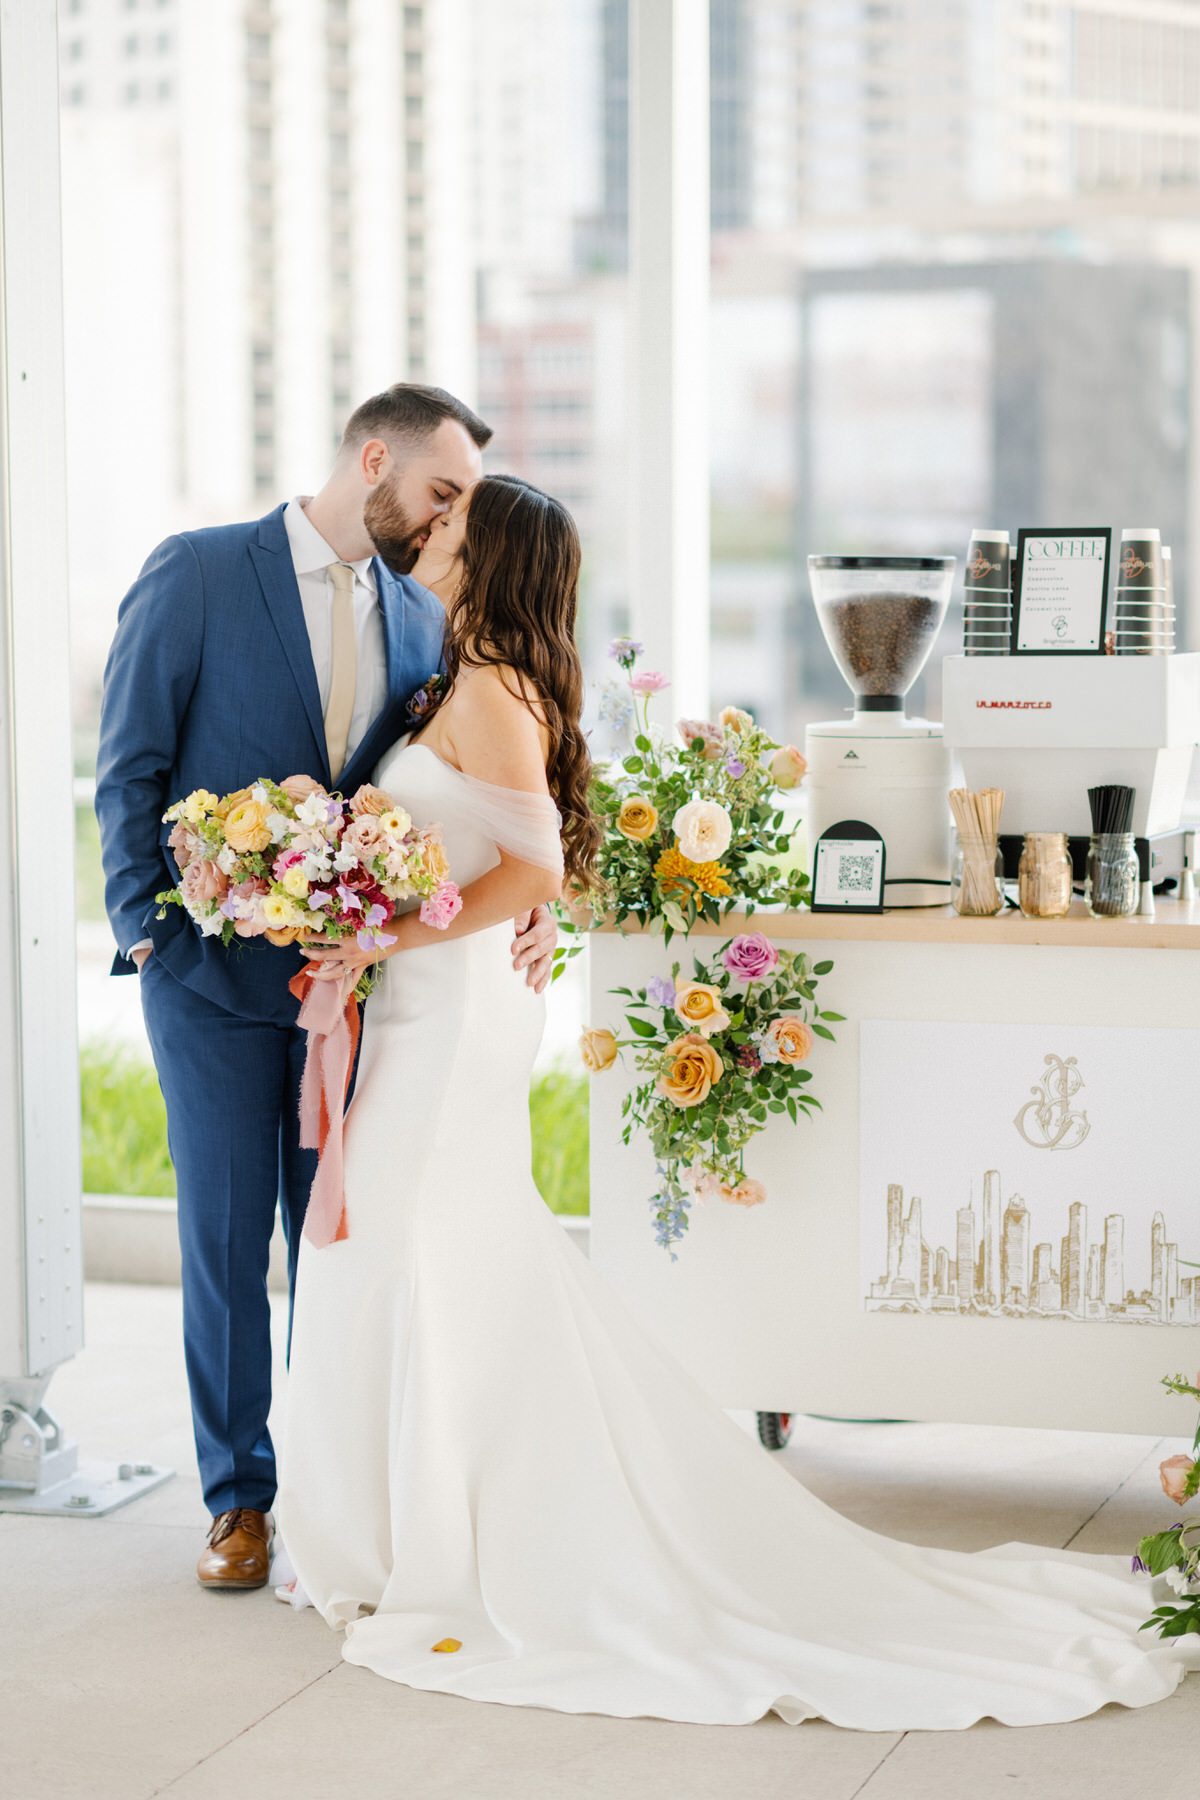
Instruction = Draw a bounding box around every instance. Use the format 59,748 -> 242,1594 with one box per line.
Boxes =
805,555 -> 957,906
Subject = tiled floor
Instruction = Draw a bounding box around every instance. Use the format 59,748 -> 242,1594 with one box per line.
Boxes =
4,1283 -> 1198,1800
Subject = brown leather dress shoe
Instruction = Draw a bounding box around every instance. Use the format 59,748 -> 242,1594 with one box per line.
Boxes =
197,1508 -> 274,1590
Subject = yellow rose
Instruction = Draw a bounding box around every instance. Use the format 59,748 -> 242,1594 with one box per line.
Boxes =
617,795 -> 658,842
672,981 -> 731,1038
264,925 -> 303,947
262,892 -> 303,929
763,1014 -> 813,1065
769,745 -> 807,791
580,1026 -> 618,1073
224,799 -> 273,854
720,706 -> 753,734
658,1032 -> 723,1108
424,839 -> 450,882
215,786 -> 254,819
281,866 -> 310,900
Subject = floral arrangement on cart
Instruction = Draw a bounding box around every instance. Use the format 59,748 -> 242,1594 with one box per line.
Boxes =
574,638 -> 839,1256
1132,1372 -> 1200,1638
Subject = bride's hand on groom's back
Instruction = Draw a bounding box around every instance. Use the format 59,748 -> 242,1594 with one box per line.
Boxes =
511,904 -> 556,994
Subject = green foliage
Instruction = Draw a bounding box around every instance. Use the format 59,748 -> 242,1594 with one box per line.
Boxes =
529,1065 -> 589,1216
79,1038 -> 589,1216
79,1041 -> 175,1197
1132,1377 -> 1200,1637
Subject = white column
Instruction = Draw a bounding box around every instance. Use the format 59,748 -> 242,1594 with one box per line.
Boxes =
0,0 -> 83,1384
627,0 -> 710,717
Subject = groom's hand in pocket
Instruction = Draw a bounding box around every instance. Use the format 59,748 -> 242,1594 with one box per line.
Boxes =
511,905 -> 556,994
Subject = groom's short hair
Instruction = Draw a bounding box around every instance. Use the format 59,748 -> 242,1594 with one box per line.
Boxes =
340,383 -> 492,458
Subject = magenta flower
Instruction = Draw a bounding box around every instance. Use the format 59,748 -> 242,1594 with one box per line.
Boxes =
630,670 -> 669,695
722,932 -> 779,983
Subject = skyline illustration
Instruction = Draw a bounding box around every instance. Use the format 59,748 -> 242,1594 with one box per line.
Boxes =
866,1170 -> 1198,1323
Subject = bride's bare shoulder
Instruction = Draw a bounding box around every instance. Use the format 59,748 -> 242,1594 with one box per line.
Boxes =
445,663 -> 551,787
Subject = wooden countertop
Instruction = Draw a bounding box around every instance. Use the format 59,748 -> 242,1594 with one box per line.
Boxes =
584,897 -> 1200,949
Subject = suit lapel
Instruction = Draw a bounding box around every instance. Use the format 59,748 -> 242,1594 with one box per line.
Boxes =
248,506 -> 330,783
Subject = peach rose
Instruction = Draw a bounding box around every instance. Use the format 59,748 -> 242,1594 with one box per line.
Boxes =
264,925 -> 304,947
214,786 -> 253,819
279,774 -> 325,807
168,821 -> 199,871
422,836 -> 450,883
1160,1454 -> 1196,1505
224,799 -> 273,854
769,745 -> 807,790
617,795 -> 658,842
658,1033 -> 723,1108
720,705 -> 753,734
180,859 -> 227,907
673,981 -> 731,1039
763,1014 -> 813,1065
721,1177 -> 766,1208
350,783 -> 393,817
580,1027 -> 618,1073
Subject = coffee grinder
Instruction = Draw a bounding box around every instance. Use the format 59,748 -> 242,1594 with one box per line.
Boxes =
805,555 -> 957,906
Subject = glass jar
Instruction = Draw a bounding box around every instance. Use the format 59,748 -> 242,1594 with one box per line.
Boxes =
1018,833 -> 1073,919
1086,832 -> 1139,918
951,832 -> 1004,916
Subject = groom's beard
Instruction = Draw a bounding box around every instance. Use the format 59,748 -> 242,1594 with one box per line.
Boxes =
363,477 -> 426,575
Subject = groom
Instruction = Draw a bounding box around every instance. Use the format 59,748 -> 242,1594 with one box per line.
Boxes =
96,383 -> 556,1590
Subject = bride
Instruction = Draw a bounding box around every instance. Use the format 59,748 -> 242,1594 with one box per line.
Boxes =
277,474 -> 1199,1729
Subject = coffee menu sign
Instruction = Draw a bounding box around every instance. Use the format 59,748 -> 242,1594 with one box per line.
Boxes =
1011,528 -> 1112,655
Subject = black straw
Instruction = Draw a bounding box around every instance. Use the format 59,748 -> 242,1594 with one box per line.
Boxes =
1087,784 -> 1135,835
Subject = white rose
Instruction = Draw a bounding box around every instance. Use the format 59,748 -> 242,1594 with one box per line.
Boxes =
673,798 -> 733,864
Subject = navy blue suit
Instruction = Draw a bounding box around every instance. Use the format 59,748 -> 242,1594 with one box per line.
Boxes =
96,503 -> 444,1513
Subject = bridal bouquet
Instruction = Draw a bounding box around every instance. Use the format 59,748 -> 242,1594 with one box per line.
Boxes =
156,773 -> 461,987
1132,1373 -> 1200,1638
156,774 -> 462,1251
581,933 -> 840,1256
571,638 -> 811,945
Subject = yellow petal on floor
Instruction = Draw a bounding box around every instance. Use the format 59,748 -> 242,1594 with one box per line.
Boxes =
431,1638 -> 461,1654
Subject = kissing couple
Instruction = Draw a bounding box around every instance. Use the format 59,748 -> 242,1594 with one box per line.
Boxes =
96,382 -> 1200,1728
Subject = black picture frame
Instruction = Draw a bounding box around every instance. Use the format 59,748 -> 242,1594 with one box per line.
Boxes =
1010,528 -> 1111,655
810,819 -> 886,914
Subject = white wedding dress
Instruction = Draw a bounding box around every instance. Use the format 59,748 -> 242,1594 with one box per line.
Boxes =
278,742 -> 1200,1729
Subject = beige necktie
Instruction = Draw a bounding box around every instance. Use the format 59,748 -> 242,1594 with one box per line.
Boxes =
324,561 -> 357,783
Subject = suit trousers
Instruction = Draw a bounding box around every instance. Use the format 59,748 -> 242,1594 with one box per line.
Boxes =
139,954 -> 319,1515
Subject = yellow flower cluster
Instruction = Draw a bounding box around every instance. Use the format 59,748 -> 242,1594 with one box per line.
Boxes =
652,843 -> 733,899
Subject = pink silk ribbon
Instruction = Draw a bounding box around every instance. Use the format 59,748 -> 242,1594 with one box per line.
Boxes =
289,966 -> 362,1248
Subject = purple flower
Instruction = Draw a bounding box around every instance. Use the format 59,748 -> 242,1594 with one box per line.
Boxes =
607,635 -> 643,668
336,881 -> 362,913
735,1044 -> 762,1076
307,888 -> 333,911
725,756 -> 747,779
1131,1553 -> 1150,1575
722,932 -> 780,983
646,975 -> 676,1009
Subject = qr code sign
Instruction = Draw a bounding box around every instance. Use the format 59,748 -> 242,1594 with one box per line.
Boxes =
838,854 -> 877,892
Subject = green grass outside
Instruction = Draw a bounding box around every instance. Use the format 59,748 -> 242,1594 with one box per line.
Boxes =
76,805 -> 107,923
80,1038 -> 590,1215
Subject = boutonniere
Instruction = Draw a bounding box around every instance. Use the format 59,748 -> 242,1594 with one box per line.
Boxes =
406,672 -> 447,723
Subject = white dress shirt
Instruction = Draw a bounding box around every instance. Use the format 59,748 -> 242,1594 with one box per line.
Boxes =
283,496 -> 388,766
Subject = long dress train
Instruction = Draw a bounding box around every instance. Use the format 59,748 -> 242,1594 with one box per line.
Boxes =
277,741 -> 1199,1729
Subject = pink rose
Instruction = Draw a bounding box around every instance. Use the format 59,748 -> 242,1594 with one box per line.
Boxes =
721,1178 -> 766,1209
680,1165 -> 723,1206
279,774 -> 325,805
420,880 -> 463,930
630,671 -> 669,694
677,718 -> 724,760
344,815 -> 387,859
722,931 -> 779,983
1160,1454 -> 1196,1506
769,745 -> 807,790
349,784 -> 393,817
168,821 -> 200,870
180,859 -> 228,908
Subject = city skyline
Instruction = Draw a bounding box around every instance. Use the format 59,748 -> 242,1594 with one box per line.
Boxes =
867,1171 -> 1198,1324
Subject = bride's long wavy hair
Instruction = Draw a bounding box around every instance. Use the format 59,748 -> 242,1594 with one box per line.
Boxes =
422,473 -> 600,889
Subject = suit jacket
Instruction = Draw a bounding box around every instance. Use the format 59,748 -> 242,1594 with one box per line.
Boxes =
95,503 -> 445,1024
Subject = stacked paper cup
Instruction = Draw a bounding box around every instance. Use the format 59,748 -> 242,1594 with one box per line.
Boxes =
1114,528 -> 1174,655
962,529 -> 1012,655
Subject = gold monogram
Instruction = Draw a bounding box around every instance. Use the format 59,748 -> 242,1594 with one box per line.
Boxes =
1013,1053 -> 1090,1152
